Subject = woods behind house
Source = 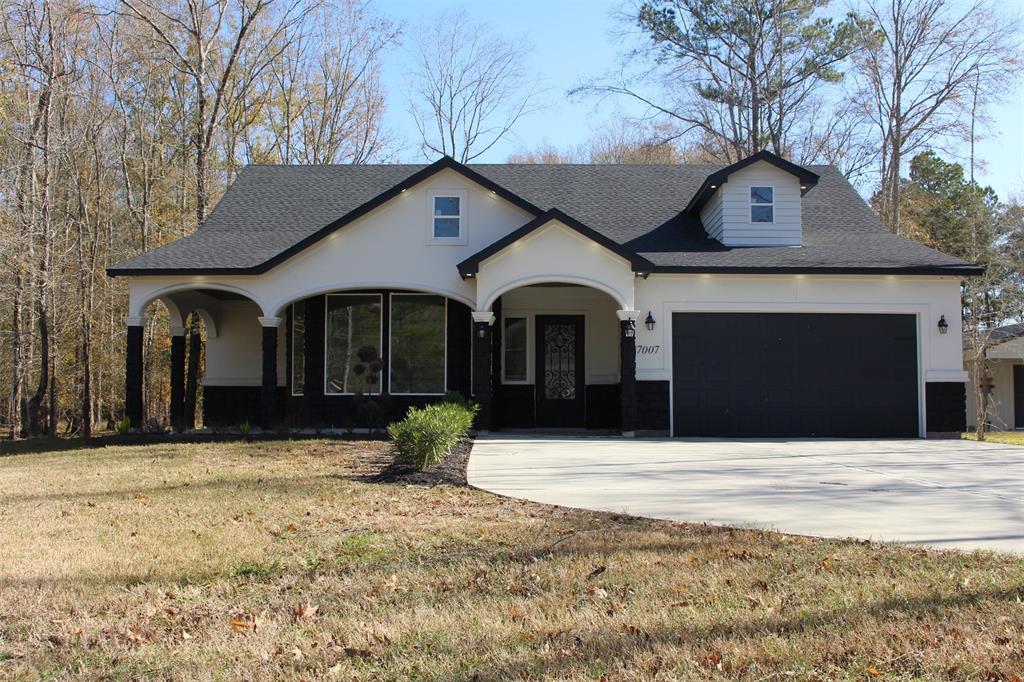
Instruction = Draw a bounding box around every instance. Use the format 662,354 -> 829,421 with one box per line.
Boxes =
0,0 -> 1021,438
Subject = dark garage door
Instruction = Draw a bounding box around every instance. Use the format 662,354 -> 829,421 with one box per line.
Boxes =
672,313 -> 919,437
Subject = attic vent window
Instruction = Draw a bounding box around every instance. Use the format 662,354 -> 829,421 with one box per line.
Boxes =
750,186 -> 774,223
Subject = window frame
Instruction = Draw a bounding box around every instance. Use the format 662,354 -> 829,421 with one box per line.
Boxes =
291,301 -> 306,396
388,292 -> 448,396
501,315 -> 530,385
749,185 -> 775,224
427,190 -> 467,245
323,292 -> 384,396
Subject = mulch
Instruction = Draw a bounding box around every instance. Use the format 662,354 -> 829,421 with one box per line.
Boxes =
371,437 -> 473,486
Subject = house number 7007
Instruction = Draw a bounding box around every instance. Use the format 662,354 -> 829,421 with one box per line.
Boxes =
636,345 -> 660,355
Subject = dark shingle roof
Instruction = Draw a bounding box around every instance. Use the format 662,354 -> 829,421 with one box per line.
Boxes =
108,160 -> 980,276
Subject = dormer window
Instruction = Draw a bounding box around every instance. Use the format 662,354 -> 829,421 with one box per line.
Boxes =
433,195 -> 461,239
750,186 -> 774,223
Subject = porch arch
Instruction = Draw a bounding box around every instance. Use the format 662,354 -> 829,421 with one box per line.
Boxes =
268,280 -> 476,317
128,281 -> 270,321
479,274 -> 631,313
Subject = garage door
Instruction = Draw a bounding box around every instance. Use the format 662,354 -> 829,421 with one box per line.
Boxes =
672,313 -> 918,437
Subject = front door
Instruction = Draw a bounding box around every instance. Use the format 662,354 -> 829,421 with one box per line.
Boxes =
535,315 -> 585,428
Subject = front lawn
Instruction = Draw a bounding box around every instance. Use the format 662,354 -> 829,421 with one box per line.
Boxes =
0,440 -> 1022,680
963,430 -> 1024,446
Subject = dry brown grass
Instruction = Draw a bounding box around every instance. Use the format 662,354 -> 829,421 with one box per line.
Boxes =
0,439 -> 1022,681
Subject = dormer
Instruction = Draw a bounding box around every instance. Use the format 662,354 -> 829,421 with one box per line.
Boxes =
686,151 -> 819,247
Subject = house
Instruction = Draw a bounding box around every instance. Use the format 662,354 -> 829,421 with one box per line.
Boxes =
965,323 -> 1024,431
107,151 -> 979,437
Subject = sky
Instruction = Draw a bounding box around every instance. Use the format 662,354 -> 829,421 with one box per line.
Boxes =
375,0 -> 1024,200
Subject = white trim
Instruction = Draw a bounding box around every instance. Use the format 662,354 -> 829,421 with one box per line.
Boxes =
749,184 -> 774,224
926,369 -> 969,382
169,325 -> 186,337
662,302 -> 930,438
481,274 -> 630,312
291,302 -> 305,397
500,315 -> 530,384
472,311 -> 497,325
616,309 -> 640,321
131,281 -> 267,318
427,190 -> 468,245
388,293 -> 448,396
270,280 -> 474,315
258,316 -> 283,328
324,293 -> 384,396
123,315 -> 148,327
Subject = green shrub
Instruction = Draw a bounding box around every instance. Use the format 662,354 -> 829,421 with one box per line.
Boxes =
239,421 -> 252,438
388,400 -> 478,470
115,417 -> 131,434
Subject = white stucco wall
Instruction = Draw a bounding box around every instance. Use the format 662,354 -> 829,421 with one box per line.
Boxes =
712,161 -> 803,246
126,167 -> 535,320
203,300 -> 285,387
499,285 -> 621,385
474,221 -> 636,312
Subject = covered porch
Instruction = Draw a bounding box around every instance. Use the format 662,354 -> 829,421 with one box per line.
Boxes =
119,213 -> 654,434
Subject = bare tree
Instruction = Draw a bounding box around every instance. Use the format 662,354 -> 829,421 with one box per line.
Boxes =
850,0 -> 1021,235
258,0 -> 398,165
409,9 -> 537,162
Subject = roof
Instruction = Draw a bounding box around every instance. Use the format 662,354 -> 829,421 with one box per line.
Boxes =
108,156 -> 981,277
457,208 -> 655,277
963,323 -> 1024,350
684,150 -> 820,214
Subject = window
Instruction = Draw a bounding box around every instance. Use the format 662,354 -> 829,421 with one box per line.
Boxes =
503,317 -> 528,383
750,186 -> 774,223
325,294 -> 382,394
390,294 -> 446,394
291,301 -> 306,396
432,196 -> 461,239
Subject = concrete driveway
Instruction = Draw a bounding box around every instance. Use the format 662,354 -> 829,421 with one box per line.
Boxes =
467,436 -> 1024,554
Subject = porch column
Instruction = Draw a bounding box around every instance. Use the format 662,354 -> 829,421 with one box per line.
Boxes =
472,312 -> 496,433
169,326 -> 186,431
123,316 -> 146,431
617,310 -> 639,436
259,316 -> 283,430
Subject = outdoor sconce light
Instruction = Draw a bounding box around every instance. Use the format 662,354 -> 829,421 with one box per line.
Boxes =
645,311 -> 656,331
624,320 -> 636,338
477,326 -> 487,339
937,315 -> 949,334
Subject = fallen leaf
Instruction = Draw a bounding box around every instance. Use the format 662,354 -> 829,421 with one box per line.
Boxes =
229,618 -> 249,631
867,667 -> 882,677
292,602 -> 319,622
587,566 -> 606,579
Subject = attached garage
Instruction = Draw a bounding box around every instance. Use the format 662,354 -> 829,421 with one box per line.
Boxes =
672,313 -> 919,437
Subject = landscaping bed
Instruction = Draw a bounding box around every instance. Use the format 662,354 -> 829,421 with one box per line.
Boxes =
0,439 -> 1022,680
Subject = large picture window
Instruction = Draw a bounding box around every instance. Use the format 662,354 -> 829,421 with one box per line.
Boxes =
291,300 -> 306,395
325,294 -> 382,394
390,294 -> 446,394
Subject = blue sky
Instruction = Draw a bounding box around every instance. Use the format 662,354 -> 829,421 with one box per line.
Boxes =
376,0 -> 1023,200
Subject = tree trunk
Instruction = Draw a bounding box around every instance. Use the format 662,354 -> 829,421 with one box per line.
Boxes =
183,315 -> 202,429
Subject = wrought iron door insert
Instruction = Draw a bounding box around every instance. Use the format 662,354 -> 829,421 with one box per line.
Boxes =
535,315 -> 585,427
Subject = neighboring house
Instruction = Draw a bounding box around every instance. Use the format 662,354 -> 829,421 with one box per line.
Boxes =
107,151 -> 979,437
965,323 -> 1024,431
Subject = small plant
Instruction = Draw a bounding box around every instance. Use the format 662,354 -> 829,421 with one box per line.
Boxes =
239,421 -> 252,439
115,417 -> 131,435
388,399 -> 478,470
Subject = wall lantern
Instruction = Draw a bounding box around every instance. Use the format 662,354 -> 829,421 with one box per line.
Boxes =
645,311 -> 656,332
623,320 -> 636,338
477,325 -> 487,339
937,315 -> 949,334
